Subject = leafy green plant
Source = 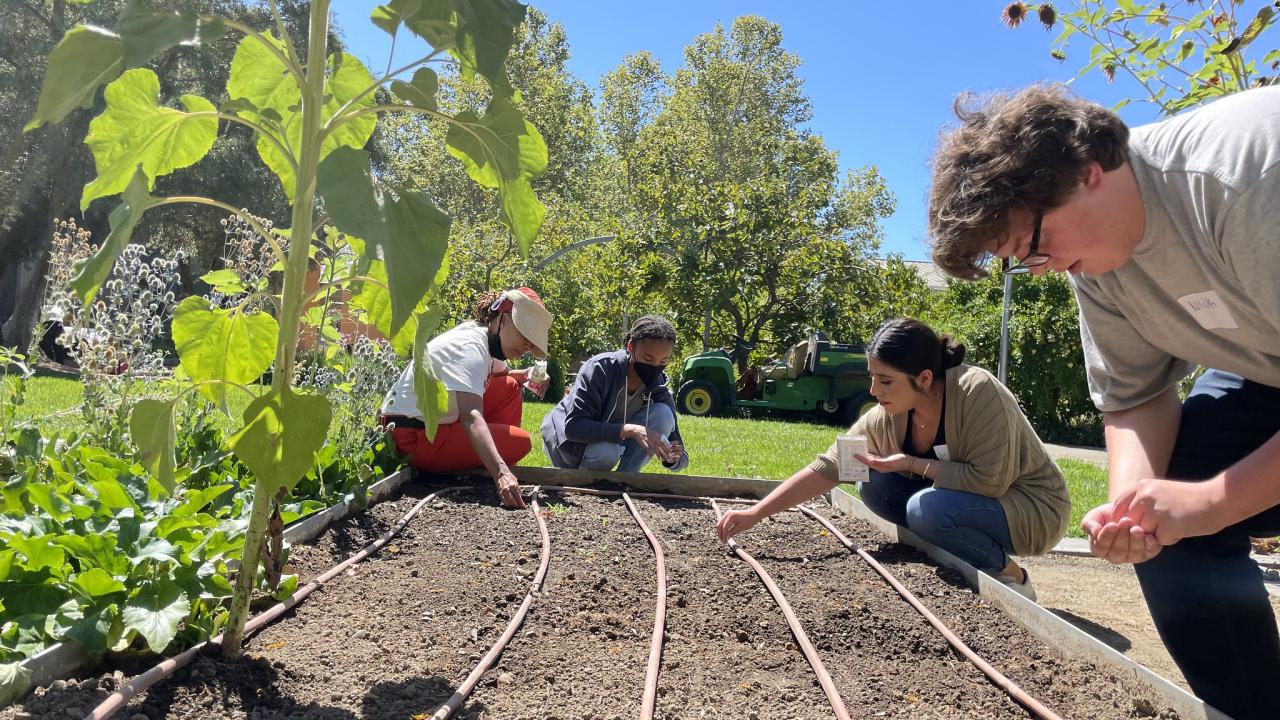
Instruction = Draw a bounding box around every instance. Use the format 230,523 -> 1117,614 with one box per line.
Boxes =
1001,1 -> 1279,114
28,0 -> 546,658
0,423 -> 247,700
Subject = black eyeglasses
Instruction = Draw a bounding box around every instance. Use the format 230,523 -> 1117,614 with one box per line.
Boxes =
1003,210 -> 1051,274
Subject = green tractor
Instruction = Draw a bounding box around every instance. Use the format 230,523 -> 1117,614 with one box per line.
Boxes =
675,333 -> 879,425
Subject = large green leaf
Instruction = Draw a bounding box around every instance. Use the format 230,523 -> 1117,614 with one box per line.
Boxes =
449,0 -> 526,86
172,483 -> 233,517
228,389 -> 331,493
130,537 -> 179,566
6,535 -> 66,576
412,305 -> 449,441
226,34 -> 378,202
90,478 -> 141,517
24,483 -> 72,524
24,26 -> 123,132
71,169 -> 160,303
445,97 -> 547,253
372,0 -> 524,91
122,578 -> 190,652
53,533 -> 128,575
72,567 -> 126,598
80,68 -> 216,210
130,398 -> 177,494
349,256 -> 448,356
317,147 -> 450,335
61,603 -> 120,653
0,662 -> 32,707
0,581 -> 67,617
0,550 -> 14,582
26,4 -> 223,132
171,296 -> 278,407
371,0 -> 456,49
114,1 -> 224,68
390,67 -> 439,110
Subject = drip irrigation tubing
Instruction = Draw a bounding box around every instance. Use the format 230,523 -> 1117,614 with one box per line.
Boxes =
84,486 -> 464,720
797,504 -> 1067,720
620,492 -> 668,720
429,486 -> 552,720
710,499 -> 853,720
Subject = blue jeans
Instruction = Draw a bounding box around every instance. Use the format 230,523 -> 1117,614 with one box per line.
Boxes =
1131,369 -> 1280,720
579,402 -> 676,473
859,469 -> 1015,571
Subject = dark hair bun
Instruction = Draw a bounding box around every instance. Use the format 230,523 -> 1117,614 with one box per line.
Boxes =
941,334 -> 966,369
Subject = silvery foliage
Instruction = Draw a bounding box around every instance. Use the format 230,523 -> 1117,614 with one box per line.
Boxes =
209,212 -> 283,311
294,334 -> 401,454
42,220 -> 183,449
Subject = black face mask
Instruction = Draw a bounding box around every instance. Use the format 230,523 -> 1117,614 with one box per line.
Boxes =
632,356 -> 666,386
488,317 -> 507,360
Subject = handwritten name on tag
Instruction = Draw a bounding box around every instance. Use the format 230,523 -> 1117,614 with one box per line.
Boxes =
1177,290 -> 1238,330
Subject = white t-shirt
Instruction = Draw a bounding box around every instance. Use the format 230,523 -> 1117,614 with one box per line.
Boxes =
380,322 -> 508,424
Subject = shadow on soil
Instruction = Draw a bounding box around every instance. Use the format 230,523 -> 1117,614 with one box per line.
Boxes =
363,676 -> 486,718
1047,608 -> 1133,653
131,654 -> 358,720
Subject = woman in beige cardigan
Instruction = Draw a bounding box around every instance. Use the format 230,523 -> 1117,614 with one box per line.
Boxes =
717,318 -> 1070,598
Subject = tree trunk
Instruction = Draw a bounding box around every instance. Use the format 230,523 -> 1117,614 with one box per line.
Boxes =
0,196 -> 53,351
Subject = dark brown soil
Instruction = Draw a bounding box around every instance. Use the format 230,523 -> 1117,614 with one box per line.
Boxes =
2,486 -> 1181,720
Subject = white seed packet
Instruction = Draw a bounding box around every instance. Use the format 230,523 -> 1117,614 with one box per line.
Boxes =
836,433 -> 869,484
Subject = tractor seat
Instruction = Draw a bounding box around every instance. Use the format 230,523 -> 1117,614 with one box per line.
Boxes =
785,340 -> 808,379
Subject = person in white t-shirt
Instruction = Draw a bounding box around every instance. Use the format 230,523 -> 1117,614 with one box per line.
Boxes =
380,287 -> 553,509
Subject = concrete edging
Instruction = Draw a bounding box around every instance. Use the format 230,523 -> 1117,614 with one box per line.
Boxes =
828,486 -> 1230,720
12,468 -> 413,703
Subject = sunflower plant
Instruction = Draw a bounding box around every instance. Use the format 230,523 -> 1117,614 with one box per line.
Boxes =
1000,1 -> 1279,114
26,0 -> 546,658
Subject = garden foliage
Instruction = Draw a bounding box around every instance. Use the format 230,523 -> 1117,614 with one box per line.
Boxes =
1004,1 -> 1278,114
8,0 -> 545,683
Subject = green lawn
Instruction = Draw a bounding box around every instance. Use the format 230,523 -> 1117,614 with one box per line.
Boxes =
11,372 -> 83,434
1058,458 -> 1108,539
517,401 -> 838,480
15,377 -> 1105,537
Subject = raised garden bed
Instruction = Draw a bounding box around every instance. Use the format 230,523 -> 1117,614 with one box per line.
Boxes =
2,479 -> 1194,720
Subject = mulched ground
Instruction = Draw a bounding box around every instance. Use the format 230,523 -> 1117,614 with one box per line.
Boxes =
1,482 -> 1182,720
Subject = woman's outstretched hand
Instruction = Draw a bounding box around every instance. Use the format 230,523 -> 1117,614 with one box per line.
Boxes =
716,508 -> 761,543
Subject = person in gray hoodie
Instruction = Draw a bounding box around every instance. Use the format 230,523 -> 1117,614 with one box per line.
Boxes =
542,315 -> 690,472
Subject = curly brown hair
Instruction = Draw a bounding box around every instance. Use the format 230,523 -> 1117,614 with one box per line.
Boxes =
927,84 -> 1130,279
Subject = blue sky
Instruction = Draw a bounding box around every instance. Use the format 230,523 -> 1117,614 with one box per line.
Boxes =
333,2 -> 1264,260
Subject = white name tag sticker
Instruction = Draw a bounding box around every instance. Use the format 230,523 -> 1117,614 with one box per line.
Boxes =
933,444 -> 950,462
1177,290 -> 1238,330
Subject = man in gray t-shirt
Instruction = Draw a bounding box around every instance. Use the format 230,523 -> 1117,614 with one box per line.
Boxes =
924,84 -> 1280,720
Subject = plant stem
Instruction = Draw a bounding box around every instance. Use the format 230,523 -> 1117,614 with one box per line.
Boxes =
219,480 -> 273,656
221,0 -> 332,661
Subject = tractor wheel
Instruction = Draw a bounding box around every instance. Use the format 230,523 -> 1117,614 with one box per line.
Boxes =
839,392 -> 879,426
677,380 -> 721,417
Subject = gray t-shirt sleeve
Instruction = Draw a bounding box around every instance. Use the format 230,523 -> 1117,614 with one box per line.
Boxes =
1223,168 -> 1280,332
1072,275 -> 1194,412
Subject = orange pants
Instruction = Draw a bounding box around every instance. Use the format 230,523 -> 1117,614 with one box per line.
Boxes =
387,375 -> 531,473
